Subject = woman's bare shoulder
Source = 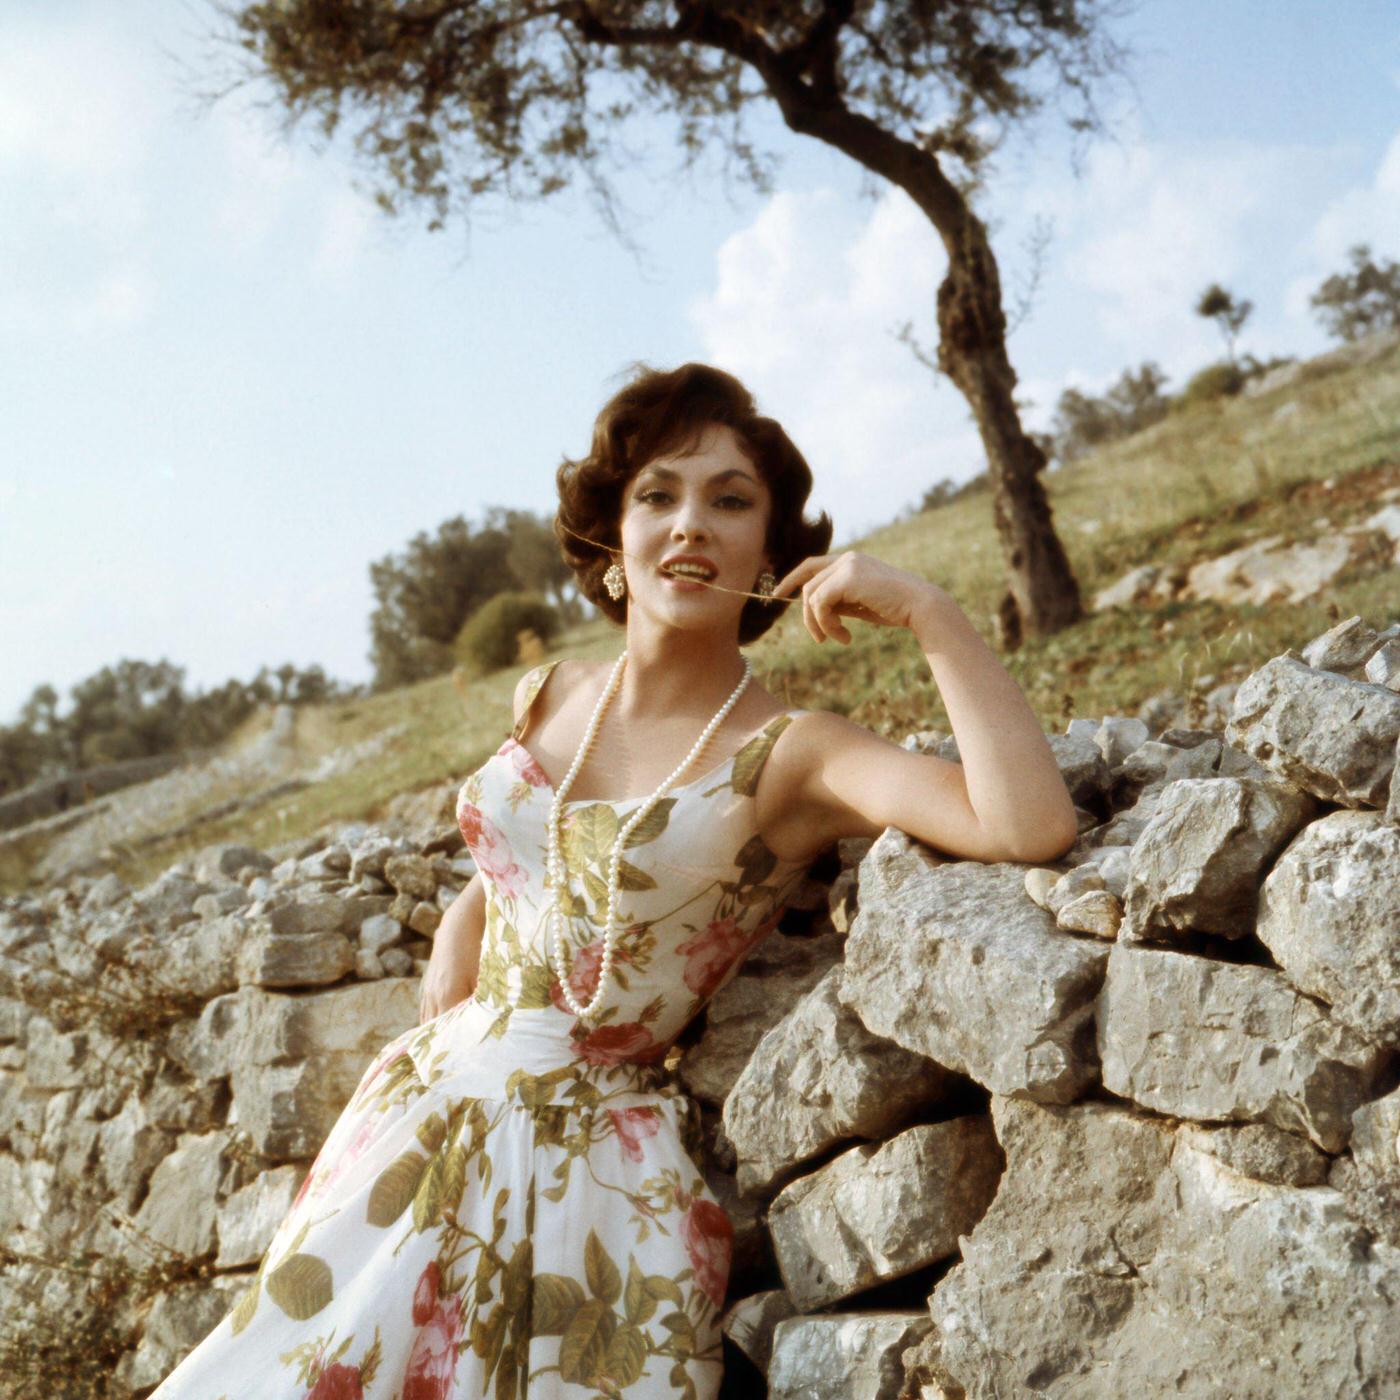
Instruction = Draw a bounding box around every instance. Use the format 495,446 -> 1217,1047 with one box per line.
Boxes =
512,657 -> 589,730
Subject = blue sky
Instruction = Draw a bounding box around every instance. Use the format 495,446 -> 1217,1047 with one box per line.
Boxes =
2,1 -> 1398,724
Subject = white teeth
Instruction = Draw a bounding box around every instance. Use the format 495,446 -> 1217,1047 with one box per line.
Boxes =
666,564 -> 714,579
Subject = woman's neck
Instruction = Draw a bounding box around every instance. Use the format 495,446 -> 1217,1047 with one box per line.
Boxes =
616,618 -> 750,722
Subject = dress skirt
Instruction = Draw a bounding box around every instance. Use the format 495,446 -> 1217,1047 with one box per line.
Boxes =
149,995 -> 732,1399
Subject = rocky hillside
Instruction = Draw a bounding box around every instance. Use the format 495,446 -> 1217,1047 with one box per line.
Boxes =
0,613 -> 1397,1398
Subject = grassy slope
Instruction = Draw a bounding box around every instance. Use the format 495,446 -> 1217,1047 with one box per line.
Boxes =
39,340 -> 1400,892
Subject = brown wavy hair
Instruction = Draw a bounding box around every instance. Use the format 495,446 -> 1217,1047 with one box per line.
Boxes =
554,362 -> 834,645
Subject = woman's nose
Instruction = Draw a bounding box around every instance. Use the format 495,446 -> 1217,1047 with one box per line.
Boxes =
672,504 -> 709,540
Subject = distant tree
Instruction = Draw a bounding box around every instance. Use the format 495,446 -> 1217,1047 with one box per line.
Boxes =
368,513 -> 518,690
502,508 -> 585,624
65,660 -> 189,765
1195,283 -> 1252,368
1048,360 -> 1170,464
212,0 -> 1140,650
1309,242 -> 1400,343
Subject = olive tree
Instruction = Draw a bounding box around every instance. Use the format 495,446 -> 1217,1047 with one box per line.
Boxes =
211,0 -> 1136,646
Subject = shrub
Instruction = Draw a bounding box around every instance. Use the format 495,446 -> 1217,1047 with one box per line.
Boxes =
1174,360 -> 1246,411
1046,361 -> 1171,465
457,592 -> 560,674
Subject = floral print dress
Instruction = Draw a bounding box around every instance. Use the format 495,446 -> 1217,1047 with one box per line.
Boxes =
151,659 -> 813,1400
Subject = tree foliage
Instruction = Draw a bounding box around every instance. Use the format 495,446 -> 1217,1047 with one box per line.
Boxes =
1194,282 -> 1252,367
458,589 -> 561,673
366,504 -> 577,690
0,660 -> 360,797
1047,360 -> 1170,465
213,0 -> 1132,239
1309,242 -> 1400,344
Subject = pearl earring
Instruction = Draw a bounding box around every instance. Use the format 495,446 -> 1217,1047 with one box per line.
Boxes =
756,570 -> 777,601
603,561 -> 626,600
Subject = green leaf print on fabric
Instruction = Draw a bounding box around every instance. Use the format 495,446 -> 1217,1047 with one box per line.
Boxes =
585,1225 -> 623,1305
366,1148 -> 430,1228
531,1272 -> 587,1335
722,714 -> 793,796
264,1250 -> 334,1320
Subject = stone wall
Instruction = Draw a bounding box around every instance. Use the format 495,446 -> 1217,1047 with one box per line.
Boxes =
1,613 -> 1397,1398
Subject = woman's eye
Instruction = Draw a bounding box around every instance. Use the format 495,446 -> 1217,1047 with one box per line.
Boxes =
636,489 -> 750,509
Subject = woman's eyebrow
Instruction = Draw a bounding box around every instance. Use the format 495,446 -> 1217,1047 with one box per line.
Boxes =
640,466 -> 759,486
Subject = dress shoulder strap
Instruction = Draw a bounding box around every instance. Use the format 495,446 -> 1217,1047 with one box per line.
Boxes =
510,659 -> 565,742
725,709 -> 802,798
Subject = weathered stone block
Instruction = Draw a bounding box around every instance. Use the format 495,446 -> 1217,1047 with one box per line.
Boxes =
839,828 -> 1106,1103
1097,941 -> 1388,1150
767,1115 -> 1001,1310
724,964 -> 954,1200
1256,809 -> 1400,1043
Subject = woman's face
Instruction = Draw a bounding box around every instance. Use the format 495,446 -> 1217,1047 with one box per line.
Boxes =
617,420 -> 773,627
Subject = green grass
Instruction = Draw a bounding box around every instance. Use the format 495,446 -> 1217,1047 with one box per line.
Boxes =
12,337 -> 1400,894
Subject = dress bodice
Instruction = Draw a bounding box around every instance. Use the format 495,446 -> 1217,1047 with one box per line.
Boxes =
451,659 -> 813,1068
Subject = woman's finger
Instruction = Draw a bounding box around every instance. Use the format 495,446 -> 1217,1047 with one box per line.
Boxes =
772,553 -> 833,600
799,559 -> 843,642
810,578 -> 851,644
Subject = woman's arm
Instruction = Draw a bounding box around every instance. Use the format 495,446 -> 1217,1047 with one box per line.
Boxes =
418,869 -> 487,1023
769,551 -> 1079,864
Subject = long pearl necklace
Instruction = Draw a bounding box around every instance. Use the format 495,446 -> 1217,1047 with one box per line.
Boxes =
546,648 -> 753,1021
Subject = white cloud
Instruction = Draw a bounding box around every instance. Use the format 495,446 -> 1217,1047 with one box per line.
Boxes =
69,267 -> 154,334
1284,126 -> 1400,321
689,186 -> 978,538
1018,133 -> 1334,370
0,14 -> 159,334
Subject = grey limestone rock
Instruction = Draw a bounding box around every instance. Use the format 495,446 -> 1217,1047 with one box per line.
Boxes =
768,1312 -> 936,1400
930,1094 -> 1400,1399
678,928 -> 844,1109
1120,775 -> 1318,942
723,964 -> 955,1199
1097,941 -> 1388,1151
1255,809 -> 1400,1044
767,1115 -> 1001,1310
838,828 -> 1107,1104
1225,651 -> 1400,808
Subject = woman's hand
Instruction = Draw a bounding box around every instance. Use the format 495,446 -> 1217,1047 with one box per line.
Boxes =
769,550 -> 947,645
417,940 -> 477,1024
418,875 -> 485,1024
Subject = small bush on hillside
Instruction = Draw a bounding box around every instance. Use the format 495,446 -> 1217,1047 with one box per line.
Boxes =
458,592 -> 560,674
1048,361 -> 1172,464
1174,360 -> 1246,410
910,470 -> 992,515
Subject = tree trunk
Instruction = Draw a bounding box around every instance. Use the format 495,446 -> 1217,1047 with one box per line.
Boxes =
934,211 -> 1085,649
765,93 -> 1085,650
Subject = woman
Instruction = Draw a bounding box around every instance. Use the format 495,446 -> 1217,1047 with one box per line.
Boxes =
152,362 -> 1076,1399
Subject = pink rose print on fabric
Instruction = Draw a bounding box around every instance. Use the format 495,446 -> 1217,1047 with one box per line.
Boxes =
455,800 -> 525,899
403,1290 -> 465,1400
412,1259 -> 441,1326
549,937 -> 633,1013
607,1106 -> 662,1162
305,1362 -> 364,1400
681,1197 -> 734,1310
675,915 -> 751,999
294,1110 -> 382,1211
504,738 -> 551,788
573,1021 -> 666,1066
